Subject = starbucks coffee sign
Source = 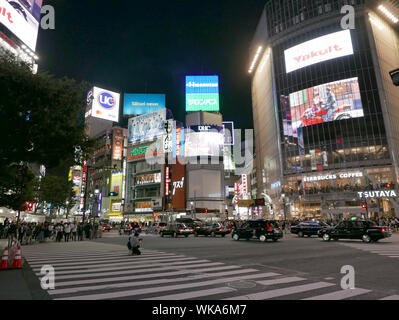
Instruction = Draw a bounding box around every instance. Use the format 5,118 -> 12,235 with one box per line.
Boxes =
304,172 -> 363,182
357,190 -> 397,199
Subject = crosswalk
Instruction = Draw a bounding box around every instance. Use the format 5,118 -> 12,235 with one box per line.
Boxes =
21,241 -> 398,300
339,241 -> 399,260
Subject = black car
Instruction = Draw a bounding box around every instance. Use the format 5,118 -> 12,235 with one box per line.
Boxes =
290,221 -> 328,237
318,220 -> 392,243
232,219 -> 283,242
194,223 -> 231,237
160,223 -> 194,238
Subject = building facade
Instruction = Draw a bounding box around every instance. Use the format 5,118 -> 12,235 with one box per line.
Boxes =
250,0 -> 399,220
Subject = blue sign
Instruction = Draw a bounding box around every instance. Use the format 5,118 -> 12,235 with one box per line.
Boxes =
185,76 -> 220,112
98,92 -> 116,109
123,94 -> 166,115
185,76 -> 219,94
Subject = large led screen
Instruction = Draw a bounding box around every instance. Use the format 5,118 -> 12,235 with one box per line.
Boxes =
186,75 -> 220,112
289,77 -> 364,132
184,131 -> 224,157
284,30 -> 354,73
1,0 -> 42,51
128,109 -> 166,144
123,94 -> 166,115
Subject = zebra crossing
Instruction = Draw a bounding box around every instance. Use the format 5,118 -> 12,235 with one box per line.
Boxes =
339,239 -> 399,260
21,241 -> 397,300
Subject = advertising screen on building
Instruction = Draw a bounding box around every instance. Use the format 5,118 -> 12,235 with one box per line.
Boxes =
284,30 -> 354,73
112,128 -> 124,160
135,173 -> 161,185
111,171 -> 123,198
184,130 -> 224,157
123,94 -> 166,115
186,75 -> 220,112
91,87 -> 120,122
128,109 -> 166,144
289,77 -> 364,132
0,0 -> 42,51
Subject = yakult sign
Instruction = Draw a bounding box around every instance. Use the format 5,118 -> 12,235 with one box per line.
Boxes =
284,30 -> 354,73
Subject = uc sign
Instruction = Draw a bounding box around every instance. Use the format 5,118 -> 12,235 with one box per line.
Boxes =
98,92 -> 115,109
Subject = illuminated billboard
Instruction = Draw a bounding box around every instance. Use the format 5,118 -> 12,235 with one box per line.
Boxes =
289,77 -> 364,132
123,94 -> 166,115
284,30 -> 354,73
110,171 -> 123,198
0,0 -> 42,51
128,109 -> 166,144
186,75 -> 220,112
184,127 -> 224,157
112,128 -> 124,160
91,87 -> 120,122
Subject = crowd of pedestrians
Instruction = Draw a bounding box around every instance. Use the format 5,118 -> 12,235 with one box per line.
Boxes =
0,218 -> 104,246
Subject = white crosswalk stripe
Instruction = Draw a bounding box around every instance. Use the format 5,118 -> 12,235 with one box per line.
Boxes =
339,241 -> 399,260
21,241 -> 390,300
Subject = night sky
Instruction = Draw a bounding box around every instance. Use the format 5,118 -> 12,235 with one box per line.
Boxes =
37,0 -> 266,129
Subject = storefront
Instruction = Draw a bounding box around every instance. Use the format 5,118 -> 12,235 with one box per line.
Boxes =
282,167 -> 397,220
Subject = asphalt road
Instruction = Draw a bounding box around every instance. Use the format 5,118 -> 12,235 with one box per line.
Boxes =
96,230 -> 399,299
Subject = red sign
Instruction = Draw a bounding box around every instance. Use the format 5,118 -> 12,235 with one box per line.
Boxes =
112,128 -> 124,160
165,166 -> 171,196
172,163 -> 185,210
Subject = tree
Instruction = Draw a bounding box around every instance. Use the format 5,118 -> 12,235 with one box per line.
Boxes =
38,175 -> 75,216
0,163 -> 37,211
0,51 -> 95,213
0,51 -> 93,169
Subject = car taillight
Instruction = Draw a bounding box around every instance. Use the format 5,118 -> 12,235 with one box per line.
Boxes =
228,228 -> 232,231
179,229 -> 185,231
382,228 -> 386,232
267,227 -> 273,231
189,229 -> 193,231
219,228 -> 224,231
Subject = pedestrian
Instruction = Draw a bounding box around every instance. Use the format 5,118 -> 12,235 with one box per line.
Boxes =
128,232 -> 142,256
18,223 -> 25,244
8,222 -> 17,244
77,223 -> 83,241
56,224 -> 63,242
64,223 -> 71,242
71,223 -> 77,241
25,224 -> 32,245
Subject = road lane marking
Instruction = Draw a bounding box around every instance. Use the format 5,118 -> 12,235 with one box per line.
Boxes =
302,288 -> 371,300
31,256 -> 196,272
256,277 -> 306,286
53,265 -> 242,287
42,258 -> 206,275
54,272 -> 280,300
223,282 -> 335,300
380,295 -> 399,300
52,262 -> 225,280
48,269 -> 261,296
143,287 -> 237,300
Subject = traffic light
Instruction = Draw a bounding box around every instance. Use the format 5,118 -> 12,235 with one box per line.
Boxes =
361,203 -> 367,211
385,183 -> 391,189
109,192 -> 118,197
205,209 -> 208,214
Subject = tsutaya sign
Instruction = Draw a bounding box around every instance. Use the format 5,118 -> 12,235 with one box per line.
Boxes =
284,30 -> 354,73
358,190 -> 397,199
304,172 -> 363,182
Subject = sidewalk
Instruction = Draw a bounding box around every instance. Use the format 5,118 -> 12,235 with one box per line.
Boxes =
0,239 -> 50,300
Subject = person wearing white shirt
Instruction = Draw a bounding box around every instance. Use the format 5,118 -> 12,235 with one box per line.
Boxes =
64,223 -> 71,242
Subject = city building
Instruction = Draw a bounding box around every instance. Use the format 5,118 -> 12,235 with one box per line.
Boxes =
249,0 -> 399,220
